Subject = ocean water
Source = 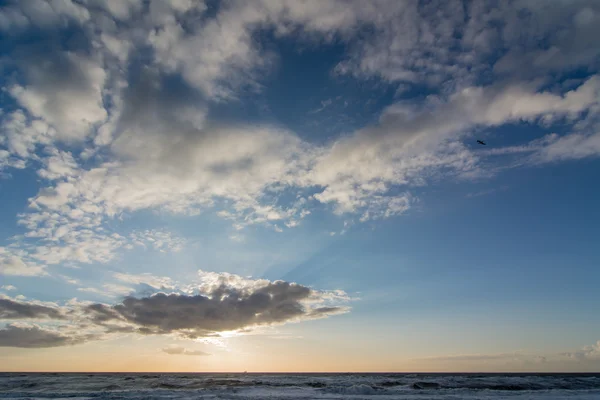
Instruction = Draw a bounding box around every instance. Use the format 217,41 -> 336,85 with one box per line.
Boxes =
1,373 -> 600,399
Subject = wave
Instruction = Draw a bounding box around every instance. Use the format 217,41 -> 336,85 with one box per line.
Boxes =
411,381 -> 441,389
323,383 -> 384,395
1,373 -> 600,396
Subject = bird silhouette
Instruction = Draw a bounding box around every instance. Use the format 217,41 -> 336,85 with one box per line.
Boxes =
477,140 -> 486,145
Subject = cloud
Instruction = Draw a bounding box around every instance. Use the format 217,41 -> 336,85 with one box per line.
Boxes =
102,284 -> 135,296
6,0 -> 593,99
149,1 -> 268,99
128,230 -> 186,253
0,253 -> 46,276
3,199 -> 185,273
0,298 -> 64,320
476,127 -> 600,167
0,270 -> 350,347
0,324 -> 82,348
492,2 -> 600,76
0,0 -> 600,275
562,340 -> 600,361
0,0 -> 90,31
8,50 -> 107,142
113,273 -> 175,290
532,132 -> 600,163
415,340 -> 600,365
76,284 -> 134,298
162,345 -> 210,356
416,353 -> 548,364
466,186 -> 509,198
335,1 -> 600,88
77,287 -> 109,296
309,98 -> 334,114
1,285 -> 17,291
88,272 -> 349,338
303,76 -> 600,217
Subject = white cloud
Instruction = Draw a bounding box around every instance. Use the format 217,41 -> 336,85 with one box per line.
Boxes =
0,0 -> 600,275
1,285 -> 17,291
1,111 -> 54,165
303,77 -> 600,217
149,0 -> 265,99
229,234 -> 245,242
476,127 -> 600,166
77,287 -> 111,297
113,272 -> 175,290
86,0 -> 143,22
129,230 -> 186,253
0,0 -> 90,31
102,284 -> 134,296
562,340 -> 600,361
9,51 -> 107,142
77,284 -> 134,298
60,276 -> 80,285
334,1 -> 467,85
335,1 -> 600,88
532,132 -> 600,163
37,148 -> 79,180
0,252 -> 46,277
466,186 -> 509,198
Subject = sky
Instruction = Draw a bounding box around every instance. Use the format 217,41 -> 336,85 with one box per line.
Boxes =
1,0 -> 600,373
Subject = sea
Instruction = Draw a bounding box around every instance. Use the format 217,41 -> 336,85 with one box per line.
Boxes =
1,373 -> 600,400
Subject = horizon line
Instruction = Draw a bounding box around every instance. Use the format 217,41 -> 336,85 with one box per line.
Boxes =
2,371 -> 599,374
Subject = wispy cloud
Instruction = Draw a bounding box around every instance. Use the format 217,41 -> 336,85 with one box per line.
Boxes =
162,345 -> 210,356
561,340 -> 600,361
309,98 -> 334,114
76,284 -> 134,298
113,273 -> 176,291
466,186 -> 509,198
414,340 -> 600,365
415,352 -> 548,364
0,252 -> 47,277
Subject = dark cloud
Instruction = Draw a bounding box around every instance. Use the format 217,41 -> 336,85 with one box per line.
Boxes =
0,324 -> 76,348
0,274 -> 349,348
162,345 -> 210,356
92,281 -> 346,336
83,303 -> 124,324
0,299 -> 65,320
309,306 -> 343,316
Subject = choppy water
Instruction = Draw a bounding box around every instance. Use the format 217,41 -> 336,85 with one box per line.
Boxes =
1,373 -> 600,399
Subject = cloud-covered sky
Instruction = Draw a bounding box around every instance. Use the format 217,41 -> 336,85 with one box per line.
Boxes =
1,0 -> 600,372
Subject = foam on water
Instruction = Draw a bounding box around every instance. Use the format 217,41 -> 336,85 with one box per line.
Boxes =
1,373 -> 600,399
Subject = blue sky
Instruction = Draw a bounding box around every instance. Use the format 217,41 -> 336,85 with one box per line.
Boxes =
1,0 -> 600,372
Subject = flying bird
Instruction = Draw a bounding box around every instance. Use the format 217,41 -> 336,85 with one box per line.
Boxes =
477,140 -> 486,145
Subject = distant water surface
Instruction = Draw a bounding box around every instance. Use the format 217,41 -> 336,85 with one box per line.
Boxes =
1,373 -> 600,399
